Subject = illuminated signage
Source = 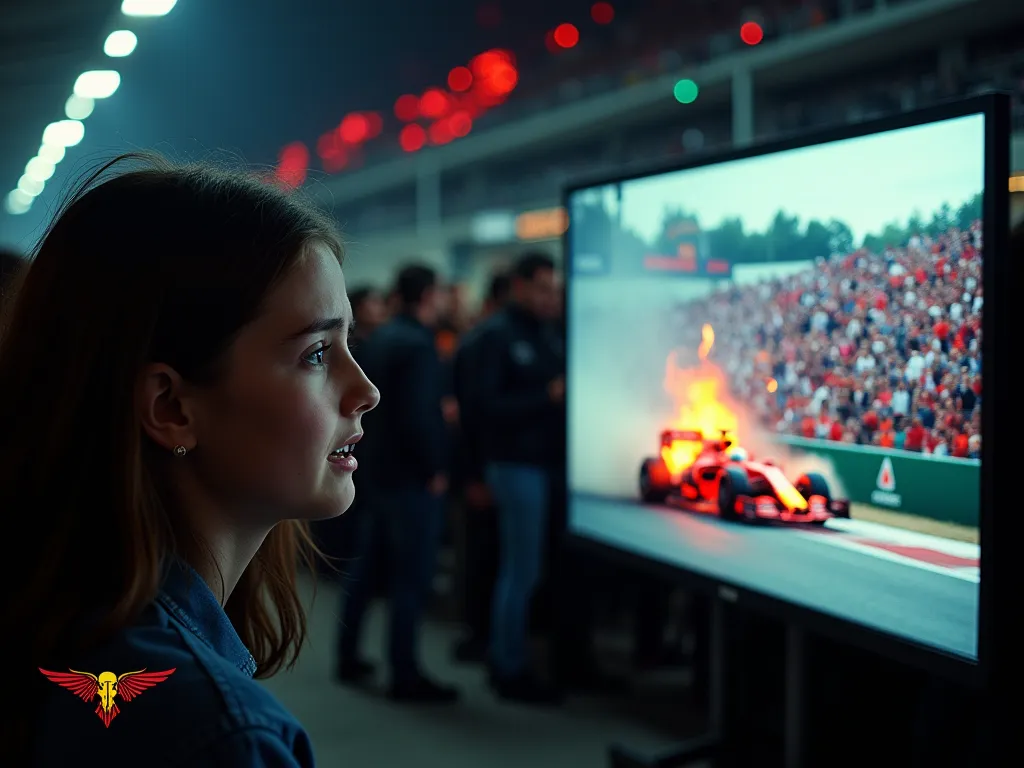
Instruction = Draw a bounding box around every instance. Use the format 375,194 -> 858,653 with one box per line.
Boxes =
515,207 -> 568,241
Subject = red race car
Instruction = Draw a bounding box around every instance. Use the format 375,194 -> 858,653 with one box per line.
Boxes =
639,429 -> 850,525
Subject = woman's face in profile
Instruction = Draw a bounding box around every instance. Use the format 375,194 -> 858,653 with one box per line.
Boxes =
188,243 -> 380,523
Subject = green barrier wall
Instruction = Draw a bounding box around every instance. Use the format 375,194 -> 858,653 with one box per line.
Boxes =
775,436 -> 980,528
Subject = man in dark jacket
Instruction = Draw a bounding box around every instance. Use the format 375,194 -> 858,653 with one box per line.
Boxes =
475,252 -> 564,704
334,264 -> 458,703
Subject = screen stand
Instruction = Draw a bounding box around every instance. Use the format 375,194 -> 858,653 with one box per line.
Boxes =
607,596 -> 725,768
782,625 -> 805,768
607,601 -> 806,768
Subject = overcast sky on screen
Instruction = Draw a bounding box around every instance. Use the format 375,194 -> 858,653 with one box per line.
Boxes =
617,113 -> 986,244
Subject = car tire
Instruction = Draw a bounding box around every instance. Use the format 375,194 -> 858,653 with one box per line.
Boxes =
640,459 -> 670,504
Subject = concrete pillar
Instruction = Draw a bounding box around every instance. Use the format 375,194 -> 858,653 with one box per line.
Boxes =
464,169 -> 486,207
732,66 -> 754,149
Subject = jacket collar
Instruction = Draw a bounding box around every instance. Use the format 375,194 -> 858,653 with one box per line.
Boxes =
157,560 -> 258,678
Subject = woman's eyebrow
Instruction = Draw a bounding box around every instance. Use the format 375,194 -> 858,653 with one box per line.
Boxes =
285,316 -> 347,340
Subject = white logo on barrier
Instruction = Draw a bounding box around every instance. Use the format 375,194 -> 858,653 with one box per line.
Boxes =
871,456 -> 902,508
876,457 -> 896,491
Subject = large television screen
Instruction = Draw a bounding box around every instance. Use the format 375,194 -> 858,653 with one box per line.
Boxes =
567,112 -> 986,662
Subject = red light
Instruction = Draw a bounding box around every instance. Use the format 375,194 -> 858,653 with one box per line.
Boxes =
591,2 -> 614,24
470,49 -> 512,78
322,146 -> 349,173
339,113 -> 369,143
276,141 -> 308,189
553,23 -> 579,49
469,49 -> 518,102
316,131 -> 342,159
740,21 -> 763,45
399,124 -> 426,152
484,63 -> 517,95
449,110 -> 472,137
455,93 -> 487,118
394,94 -> 420,121
364,111 -> 383,139
448,66 -> 473,92
420,88 -> 450,119
429,120 -> 453,145
492,48 -> 515,66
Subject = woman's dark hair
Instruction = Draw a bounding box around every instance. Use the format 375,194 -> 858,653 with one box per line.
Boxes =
0,248 -> 27,307
0,154 -> 342,689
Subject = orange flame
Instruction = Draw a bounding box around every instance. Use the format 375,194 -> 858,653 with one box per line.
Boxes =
660,324 -> 740,475
697,323 -> 714,361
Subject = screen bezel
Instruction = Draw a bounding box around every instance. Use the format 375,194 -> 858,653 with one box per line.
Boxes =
561,93 -> 1010,687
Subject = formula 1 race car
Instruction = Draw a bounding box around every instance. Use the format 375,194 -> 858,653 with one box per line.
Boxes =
639,429 -> 850,525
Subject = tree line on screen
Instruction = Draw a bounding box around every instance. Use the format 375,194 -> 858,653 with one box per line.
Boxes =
573,191 -> 982,263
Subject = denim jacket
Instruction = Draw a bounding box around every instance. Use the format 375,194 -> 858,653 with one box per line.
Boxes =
34,562 -> 315,767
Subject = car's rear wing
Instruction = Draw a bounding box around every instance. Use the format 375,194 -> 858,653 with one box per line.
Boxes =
660,429 -> 704,446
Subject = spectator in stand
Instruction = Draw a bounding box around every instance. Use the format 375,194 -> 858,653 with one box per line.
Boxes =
675,222 -> 983,460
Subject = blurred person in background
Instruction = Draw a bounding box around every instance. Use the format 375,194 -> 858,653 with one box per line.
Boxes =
312,285 -> 390,572
334,264 -> 459,703
450,270 -> 511,664
0,154 -> 379,767
476,252 -> 564,704
349,286 -> 389,337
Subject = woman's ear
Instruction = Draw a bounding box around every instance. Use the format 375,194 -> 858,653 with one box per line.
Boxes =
136,363 -> 197,453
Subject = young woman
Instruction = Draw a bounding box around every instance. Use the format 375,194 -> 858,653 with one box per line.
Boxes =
0,154 -> 379,766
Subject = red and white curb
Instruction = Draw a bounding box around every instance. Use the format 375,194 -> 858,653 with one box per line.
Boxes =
804,518 -> 980,583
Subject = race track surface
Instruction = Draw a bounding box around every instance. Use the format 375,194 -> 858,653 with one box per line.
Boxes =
570,493 -> 978,660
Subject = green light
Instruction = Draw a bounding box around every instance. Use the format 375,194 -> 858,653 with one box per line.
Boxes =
673,79 -> 699,104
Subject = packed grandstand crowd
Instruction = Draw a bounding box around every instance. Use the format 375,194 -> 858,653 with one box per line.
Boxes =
677,221 -> 983,460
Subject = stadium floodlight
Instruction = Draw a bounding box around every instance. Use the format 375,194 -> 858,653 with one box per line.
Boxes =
121,0 -> 177,17
42,120 -> 85,148
25,157 -> 56,183
65,94 -> 94,120
5,190 -> 33,215
104,30 -> 138,57
74,71 -> 121,99
38,144 -> 66,164
17,175 -> 44,198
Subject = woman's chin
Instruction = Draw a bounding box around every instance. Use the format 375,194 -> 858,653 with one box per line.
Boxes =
318,485 -> 356,520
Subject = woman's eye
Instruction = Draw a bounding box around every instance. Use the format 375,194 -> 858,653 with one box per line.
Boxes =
303,343 -> 332,367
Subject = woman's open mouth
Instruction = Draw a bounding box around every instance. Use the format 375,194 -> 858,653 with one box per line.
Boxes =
327,435 -> 360,472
